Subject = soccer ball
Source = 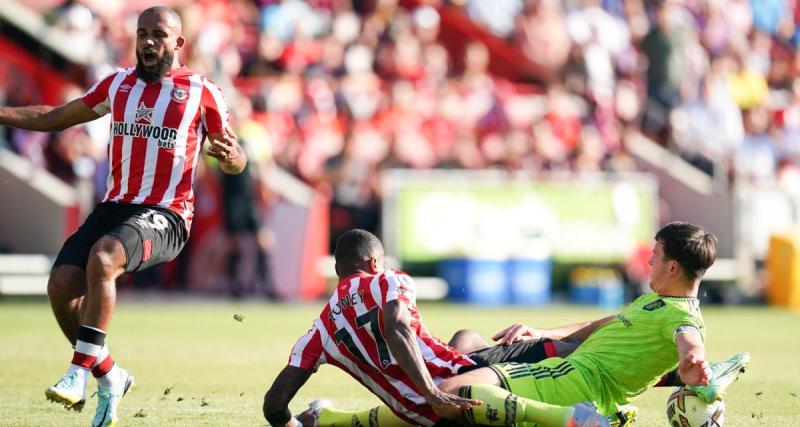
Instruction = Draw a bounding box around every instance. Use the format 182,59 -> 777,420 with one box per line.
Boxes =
666,387 -> 725,427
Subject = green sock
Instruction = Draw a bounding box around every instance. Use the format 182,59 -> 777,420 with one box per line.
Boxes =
460,384 -> 574,427
317,405 -> 414,427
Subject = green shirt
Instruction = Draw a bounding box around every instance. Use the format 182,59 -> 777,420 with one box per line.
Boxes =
567,292 -> 705,415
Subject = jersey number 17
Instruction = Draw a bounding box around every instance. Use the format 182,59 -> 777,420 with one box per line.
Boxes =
334,306 -> 392,369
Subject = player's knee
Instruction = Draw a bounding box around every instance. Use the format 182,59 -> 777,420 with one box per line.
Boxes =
87,237 -> 126,278
450,329 -> 475,340
47,266 -> 85,300
448,329 -> 488,353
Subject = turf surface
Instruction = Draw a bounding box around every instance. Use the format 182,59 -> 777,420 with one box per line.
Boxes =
0,299 -> 798,426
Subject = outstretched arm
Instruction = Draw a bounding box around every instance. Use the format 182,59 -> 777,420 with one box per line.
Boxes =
206,128 -> 247,174
382,300 -> 481,419
676,332 -> 710,386
263,365 -> 313,427
493,315 -> 615,345
0,98 -> 100,132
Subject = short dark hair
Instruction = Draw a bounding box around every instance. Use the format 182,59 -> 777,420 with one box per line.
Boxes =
140,6 -> 183,32
334,229 -> 383,273
655,222 -> 718,281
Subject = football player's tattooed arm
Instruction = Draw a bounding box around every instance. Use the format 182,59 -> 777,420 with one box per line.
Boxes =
0,99 -> 99,132
382,300 -> 481,419
676,331 -> 711,386
263,365 -> 313,426
493,316 -> 615,345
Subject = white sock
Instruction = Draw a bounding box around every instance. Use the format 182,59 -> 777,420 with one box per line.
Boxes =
66,365 -> 90,390
97,363 -> 120,389
92,345 -> 110,368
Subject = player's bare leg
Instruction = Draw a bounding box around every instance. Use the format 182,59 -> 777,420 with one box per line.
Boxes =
47,265 -> 87,345
83,236 -> 134,427
448,329 -> 490,354
45,265 -> 89,411
47,236 -> 135,423
83,236 -> 125,331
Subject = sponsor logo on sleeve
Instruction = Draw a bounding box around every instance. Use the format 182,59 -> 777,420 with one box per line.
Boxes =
643,299 -> 666,311
615,314 -> 633,328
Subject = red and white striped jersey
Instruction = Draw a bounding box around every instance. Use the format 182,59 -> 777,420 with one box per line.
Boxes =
289,269 -> 476,426
81,66 -> 229,231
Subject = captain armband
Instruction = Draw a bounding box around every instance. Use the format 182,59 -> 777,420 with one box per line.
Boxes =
673,325 -> 702,342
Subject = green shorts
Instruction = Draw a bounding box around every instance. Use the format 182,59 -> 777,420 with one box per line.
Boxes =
490,357 -> 595,408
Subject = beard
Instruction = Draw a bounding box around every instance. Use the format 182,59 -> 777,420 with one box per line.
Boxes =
136,49 -> 174,83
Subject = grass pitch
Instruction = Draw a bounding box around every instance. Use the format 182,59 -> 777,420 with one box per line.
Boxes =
0,299 -> 798,426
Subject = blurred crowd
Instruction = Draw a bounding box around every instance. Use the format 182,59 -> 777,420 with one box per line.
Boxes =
6,0 -> 800,242
465,0 -> 800,192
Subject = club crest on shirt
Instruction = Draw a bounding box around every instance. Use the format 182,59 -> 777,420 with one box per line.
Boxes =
119,83 -> 132,92
171,86 -> 188,103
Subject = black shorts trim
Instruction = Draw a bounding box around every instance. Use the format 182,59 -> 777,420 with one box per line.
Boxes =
462,339 -> 555,373
104,232 -> 132,271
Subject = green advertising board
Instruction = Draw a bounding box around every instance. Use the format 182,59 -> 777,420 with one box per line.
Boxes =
382,170 -> 658,263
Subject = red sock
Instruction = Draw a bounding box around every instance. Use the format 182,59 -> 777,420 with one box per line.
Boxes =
91,345 -> 115,378
71,326 -> 105,369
